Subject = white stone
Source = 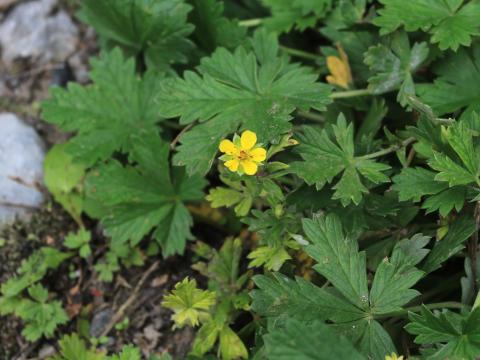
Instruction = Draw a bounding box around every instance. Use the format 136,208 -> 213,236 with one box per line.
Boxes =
0,0 -> 78,66
0,113 -> 45,226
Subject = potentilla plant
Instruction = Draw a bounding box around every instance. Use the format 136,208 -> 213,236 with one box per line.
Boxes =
3,0 -> 480,359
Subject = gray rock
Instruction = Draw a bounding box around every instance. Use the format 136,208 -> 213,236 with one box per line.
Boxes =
90,308 -> 114,338
0,113 -> 45,226
0,0 -> 78,66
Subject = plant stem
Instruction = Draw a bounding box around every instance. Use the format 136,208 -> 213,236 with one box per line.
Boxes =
330,88 -> 372,99
238,18 -> 263,27
297,110 -> 325,123
280,45 -> 322,61
359,137 -> 416,160
376,302 -> 467,320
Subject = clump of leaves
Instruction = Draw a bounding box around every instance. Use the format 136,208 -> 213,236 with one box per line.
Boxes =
7,0 -> 480,359
0,248 -> 71,341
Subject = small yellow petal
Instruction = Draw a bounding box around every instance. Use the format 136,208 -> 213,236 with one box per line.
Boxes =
240,130 -> 257,150
219,139 -> 237,155
225,159 -> 239,172
326,50 -> 352,89
241,160 -> 258,175
250,147 -> 266,162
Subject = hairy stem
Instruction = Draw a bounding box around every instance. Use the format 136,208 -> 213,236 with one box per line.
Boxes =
297,110 -> 325,123
280,45 -> 322,61
359,137 -> 417,160
238,18 -> 263,27
376,301 -> 468,320
330,88 -> 372,99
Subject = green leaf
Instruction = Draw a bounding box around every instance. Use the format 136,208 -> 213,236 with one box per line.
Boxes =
188,0 -> 246,53
0,248 -> 71,298
417,45 -> 480,116
158,30 -> 332,174
422,214 -> 476,273
85,134 -> 206,256
162,277 -> 216,328
292,115 -> 391,206
364,31 -> 428,101
369,243 -> 424,314
302,213 -> 369,309
247,245 -> 291,271
64,229 -> 92,258
190,320 -> 219,356
218,325 -> 248,360
422,187 -> 467,216
373,0 -> 480,51
42,49 -> 163,167
429,152 -> 477,187
251,273 -> 365,325
79,0 -> 194,71
261,0 -> 333,33
44,143 -> 86,224
263,319 -> 366,360
406,307 -> 480,360
109,346 -> 141,360
56,333 -> 105,360
17,287 -> 69,341
393,167 -> 448,202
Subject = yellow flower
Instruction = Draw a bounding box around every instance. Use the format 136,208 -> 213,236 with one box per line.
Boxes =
385,353 -> 404,360
218,130 -> 266,175
326,45 -> 352,89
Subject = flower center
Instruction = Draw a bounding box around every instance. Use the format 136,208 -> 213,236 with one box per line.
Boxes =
238,150 -> 250,160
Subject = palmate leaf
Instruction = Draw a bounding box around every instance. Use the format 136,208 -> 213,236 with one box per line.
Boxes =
364,31 -> 428,103
422,214 -> 476,273
263,319 -> 366,360
393,168 -> 467,216
252,216 -> 427,359
261,0 -> 333,33
292,115 -> 391,206
418,44 -> 480,117
303,214 -> 369,309
42,49 -> 163,167
79,0 -> 194,71
85,134 -> 206,256
405,307 -> 480,360
157,30 -> 332,175
251,273 -> 365,325
373,0 -> 480,51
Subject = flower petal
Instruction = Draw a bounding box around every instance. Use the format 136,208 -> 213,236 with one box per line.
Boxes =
250,147 -> 266,162
240,130 -> 257,150
225,159 -> 239,172
241,160 -> 258,175
219,139 -> 237,155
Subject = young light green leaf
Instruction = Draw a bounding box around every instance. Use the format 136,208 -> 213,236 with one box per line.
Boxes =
162,277 -> 216,328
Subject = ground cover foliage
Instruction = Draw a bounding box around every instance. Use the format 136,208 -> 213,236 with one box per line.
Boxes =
2,0 -> 480,359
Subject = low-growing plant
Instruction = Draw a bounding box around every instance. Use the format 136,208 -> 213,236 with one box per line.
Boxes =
3,0 -> 480,359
